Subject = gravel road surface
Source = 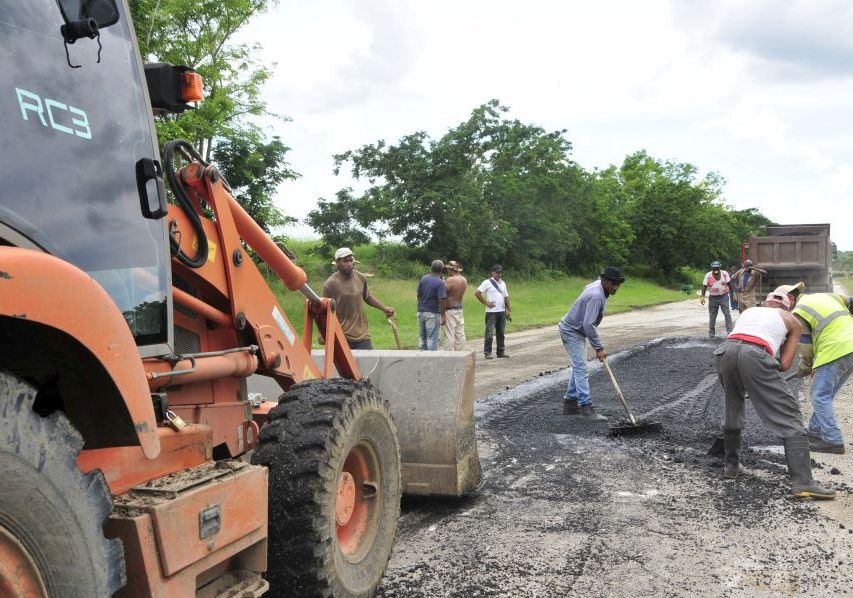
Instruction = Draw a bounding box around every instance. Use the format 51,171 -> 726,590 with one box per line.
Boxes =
378,298 -> 853,597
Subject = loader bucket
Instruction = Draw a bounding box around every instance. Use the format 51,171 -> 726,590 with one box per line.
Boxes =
247,350 -> 481,497
345,350 -> 481,497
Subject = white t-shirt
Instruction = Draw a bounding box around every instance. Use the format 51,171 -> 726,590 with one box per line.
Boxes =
703,270 -> 730,296
477,278 -> 508,313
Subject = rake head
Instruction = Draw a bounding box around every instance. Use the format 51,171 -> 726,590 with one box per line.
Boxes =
608,419 -> 663,437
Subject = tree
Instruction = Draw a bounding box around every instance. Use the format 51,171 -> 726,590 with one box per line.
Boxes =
129,0 -> 297,234
212,131 -> 298,232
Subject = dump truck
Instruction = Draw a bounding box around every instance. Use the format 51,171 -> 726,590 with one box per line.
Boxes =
746,224 -> 834,293
0,1 -> 480,595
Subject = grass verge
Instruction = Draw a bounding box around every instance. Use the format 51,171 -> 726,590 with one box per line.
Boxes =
269,269 -> 691,350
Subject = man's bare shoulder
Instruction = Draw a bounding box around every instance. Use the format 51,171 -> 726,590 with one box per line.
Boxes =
446,275 -> 467,289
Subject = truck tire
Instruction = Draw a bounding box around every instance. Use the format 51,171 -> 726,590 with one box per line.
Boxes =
0,371 -> 125,597
252,379 -> 401,597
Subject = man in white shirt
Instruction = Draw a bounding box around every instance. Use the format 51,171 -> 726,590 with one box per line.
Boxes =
700,260 -> 733,338
474,265 -> 511,360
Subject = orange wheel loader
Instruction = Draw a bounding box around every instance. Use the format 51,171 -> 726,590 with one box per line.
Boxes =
0,1 -> 480,596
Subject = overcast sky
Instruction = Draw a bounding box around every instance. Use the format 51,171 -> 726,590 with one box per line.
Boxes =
236,0 -> 853,251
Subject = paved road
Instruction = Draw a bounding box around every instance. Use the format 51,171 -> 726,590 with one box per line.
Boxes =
379,298 -> 853,596
469,297 -> 710,399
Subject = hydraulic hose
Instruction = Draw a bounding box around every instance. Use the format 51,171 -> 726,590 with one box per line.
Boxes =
162,139 -> 209,268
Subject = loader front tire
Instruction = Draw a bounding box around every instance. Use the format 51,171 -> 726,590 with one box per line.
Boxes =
0,371 -> 125,597
252,379 -> 401,597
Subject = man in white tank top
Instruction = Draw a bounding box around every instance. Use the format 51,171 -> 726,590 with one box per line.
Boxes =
714,289 -> 835,499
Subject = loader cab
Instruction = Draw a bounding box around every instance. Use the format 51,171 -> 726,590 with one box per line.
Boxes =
0,0 -> 173,357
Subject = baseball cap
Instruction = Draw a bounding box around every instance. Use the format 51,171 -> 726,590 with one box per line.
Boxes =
491,264 -> 503,273
600,266 -> 626,284
710,260 -> 722,269
764,291 -> 791,310
334,247 -> 357,261
445,260 -> 464,271
773,282 -> 805,297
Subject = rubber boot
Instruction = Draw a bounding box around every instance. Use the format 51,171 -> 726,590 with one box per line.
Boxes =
782,436 -> 836,500
563,399 -> 580,415
707,434 -> 724,457
723,429 -> 742,479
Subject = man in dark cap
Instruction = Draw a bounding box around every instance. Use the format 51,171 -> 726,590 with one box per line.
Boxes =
557,267 -> 625,420
475,265 -> 511,359
700,260 -> 733,338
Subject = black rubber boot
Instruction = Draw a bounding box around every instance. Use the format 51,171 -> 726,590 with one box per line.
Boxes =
783,436 -> 836,500
708,434 -> 725,457
580,405 -> 607,421
723,429 -> 742,479
563,399 -> 580,415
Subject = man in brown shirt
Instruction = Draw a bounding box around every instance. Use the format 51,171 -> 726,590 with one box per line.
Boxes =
732,259 -> 768,311
322,247 -> 395,349
443,260 -> 468,350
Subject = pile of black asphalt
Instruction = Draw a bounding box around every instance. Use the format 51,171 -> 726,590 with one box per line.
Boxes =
378,337 -> 852,597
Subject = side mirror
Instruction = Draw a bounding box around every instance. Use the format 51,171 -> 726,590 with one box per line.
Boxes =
55,0 -> 120,29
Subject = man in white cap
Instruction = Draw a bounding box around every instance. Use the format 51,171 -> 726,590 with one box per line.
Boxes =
791,284 -> 853,454
713,287 -> 834,499
322,247 -> 395,349
732,259 -> 768,311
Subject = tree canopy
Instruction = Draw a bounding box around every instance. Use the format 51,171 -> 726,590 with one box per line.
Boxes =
130,0 -> 295,231
308,100 -> 768,278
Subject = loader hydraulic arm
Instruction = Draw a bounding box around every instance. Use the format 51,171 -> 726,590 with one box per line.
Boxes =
164,146 -> 360,387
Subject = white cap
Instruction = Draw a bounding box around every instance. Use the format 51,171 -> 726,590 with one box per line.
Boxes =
334,247 -> 355,260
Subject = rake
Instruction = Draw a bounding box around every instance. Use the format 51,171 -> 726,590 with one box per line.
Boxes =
603,359 -> 662,436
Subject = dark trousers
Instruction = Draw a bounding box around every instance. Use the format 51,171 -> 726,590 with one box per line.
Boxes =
484,311 -> 506,356
347,338 -> 373,350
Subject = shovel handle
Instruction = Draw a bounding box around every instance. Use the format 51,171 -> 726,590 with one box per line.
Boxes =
387,317 -> 402,350
602,359 -> 637,426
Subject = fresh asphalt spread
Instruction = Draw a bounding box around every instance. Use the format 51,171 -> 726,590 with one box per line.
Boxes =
377,337 -> 852,596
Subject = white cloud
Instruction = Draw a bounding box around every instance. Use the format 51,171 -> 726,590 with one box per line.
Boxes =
233,0 -> 853,249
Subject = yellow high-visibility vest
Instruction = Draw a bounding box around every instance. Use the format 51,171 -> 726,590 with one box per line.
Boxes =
793,293 -> 853,368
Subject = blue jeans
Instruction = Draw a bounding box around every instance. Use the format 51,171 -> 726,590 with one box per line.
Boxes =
418,312 -> 440,350
484,311 -> 506,356
559,327 -> 592,406
808,352 -> 853,444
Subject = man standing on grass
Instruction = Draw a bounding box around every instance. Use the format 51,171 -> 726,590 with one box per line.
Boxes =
558,267 -> 625,420
474,265 -> 511,360
443,260 -> 468,350
714,288 -> 834,499
322,247 -> 395,350
416,260 -> 447,351
700,260 -> 733,338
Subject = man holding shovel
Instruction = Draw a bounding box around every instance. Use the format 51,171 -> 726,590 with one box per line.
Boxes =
558,267 -> 625,420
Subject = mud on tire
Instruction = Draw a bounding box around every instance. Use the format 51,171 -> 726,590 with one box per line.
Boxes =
252,378 -> 401,597
0,371 -> 125,596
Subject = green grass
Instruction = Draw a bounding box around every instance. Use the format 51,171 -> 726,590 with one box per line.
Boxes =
839,278 -> 853,295
269,268 -> 690,350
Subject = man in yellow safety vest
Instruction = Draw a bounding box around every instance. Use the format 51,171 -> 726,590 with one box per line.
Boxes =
790,286 -> 853,454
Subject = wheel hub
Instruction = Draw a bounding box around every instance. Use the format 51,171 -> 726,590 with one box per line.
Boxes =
0,524 -> 47,598
336,471 -> 357,525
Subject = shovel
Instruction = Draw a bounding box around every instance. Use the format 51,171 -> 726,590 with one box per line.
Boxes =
387,317 -> 402,350
602,358 -> 662,436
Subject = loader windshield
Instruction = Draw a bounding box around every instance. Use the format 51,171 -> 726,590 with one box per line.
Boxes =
0,0 -> 171,351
